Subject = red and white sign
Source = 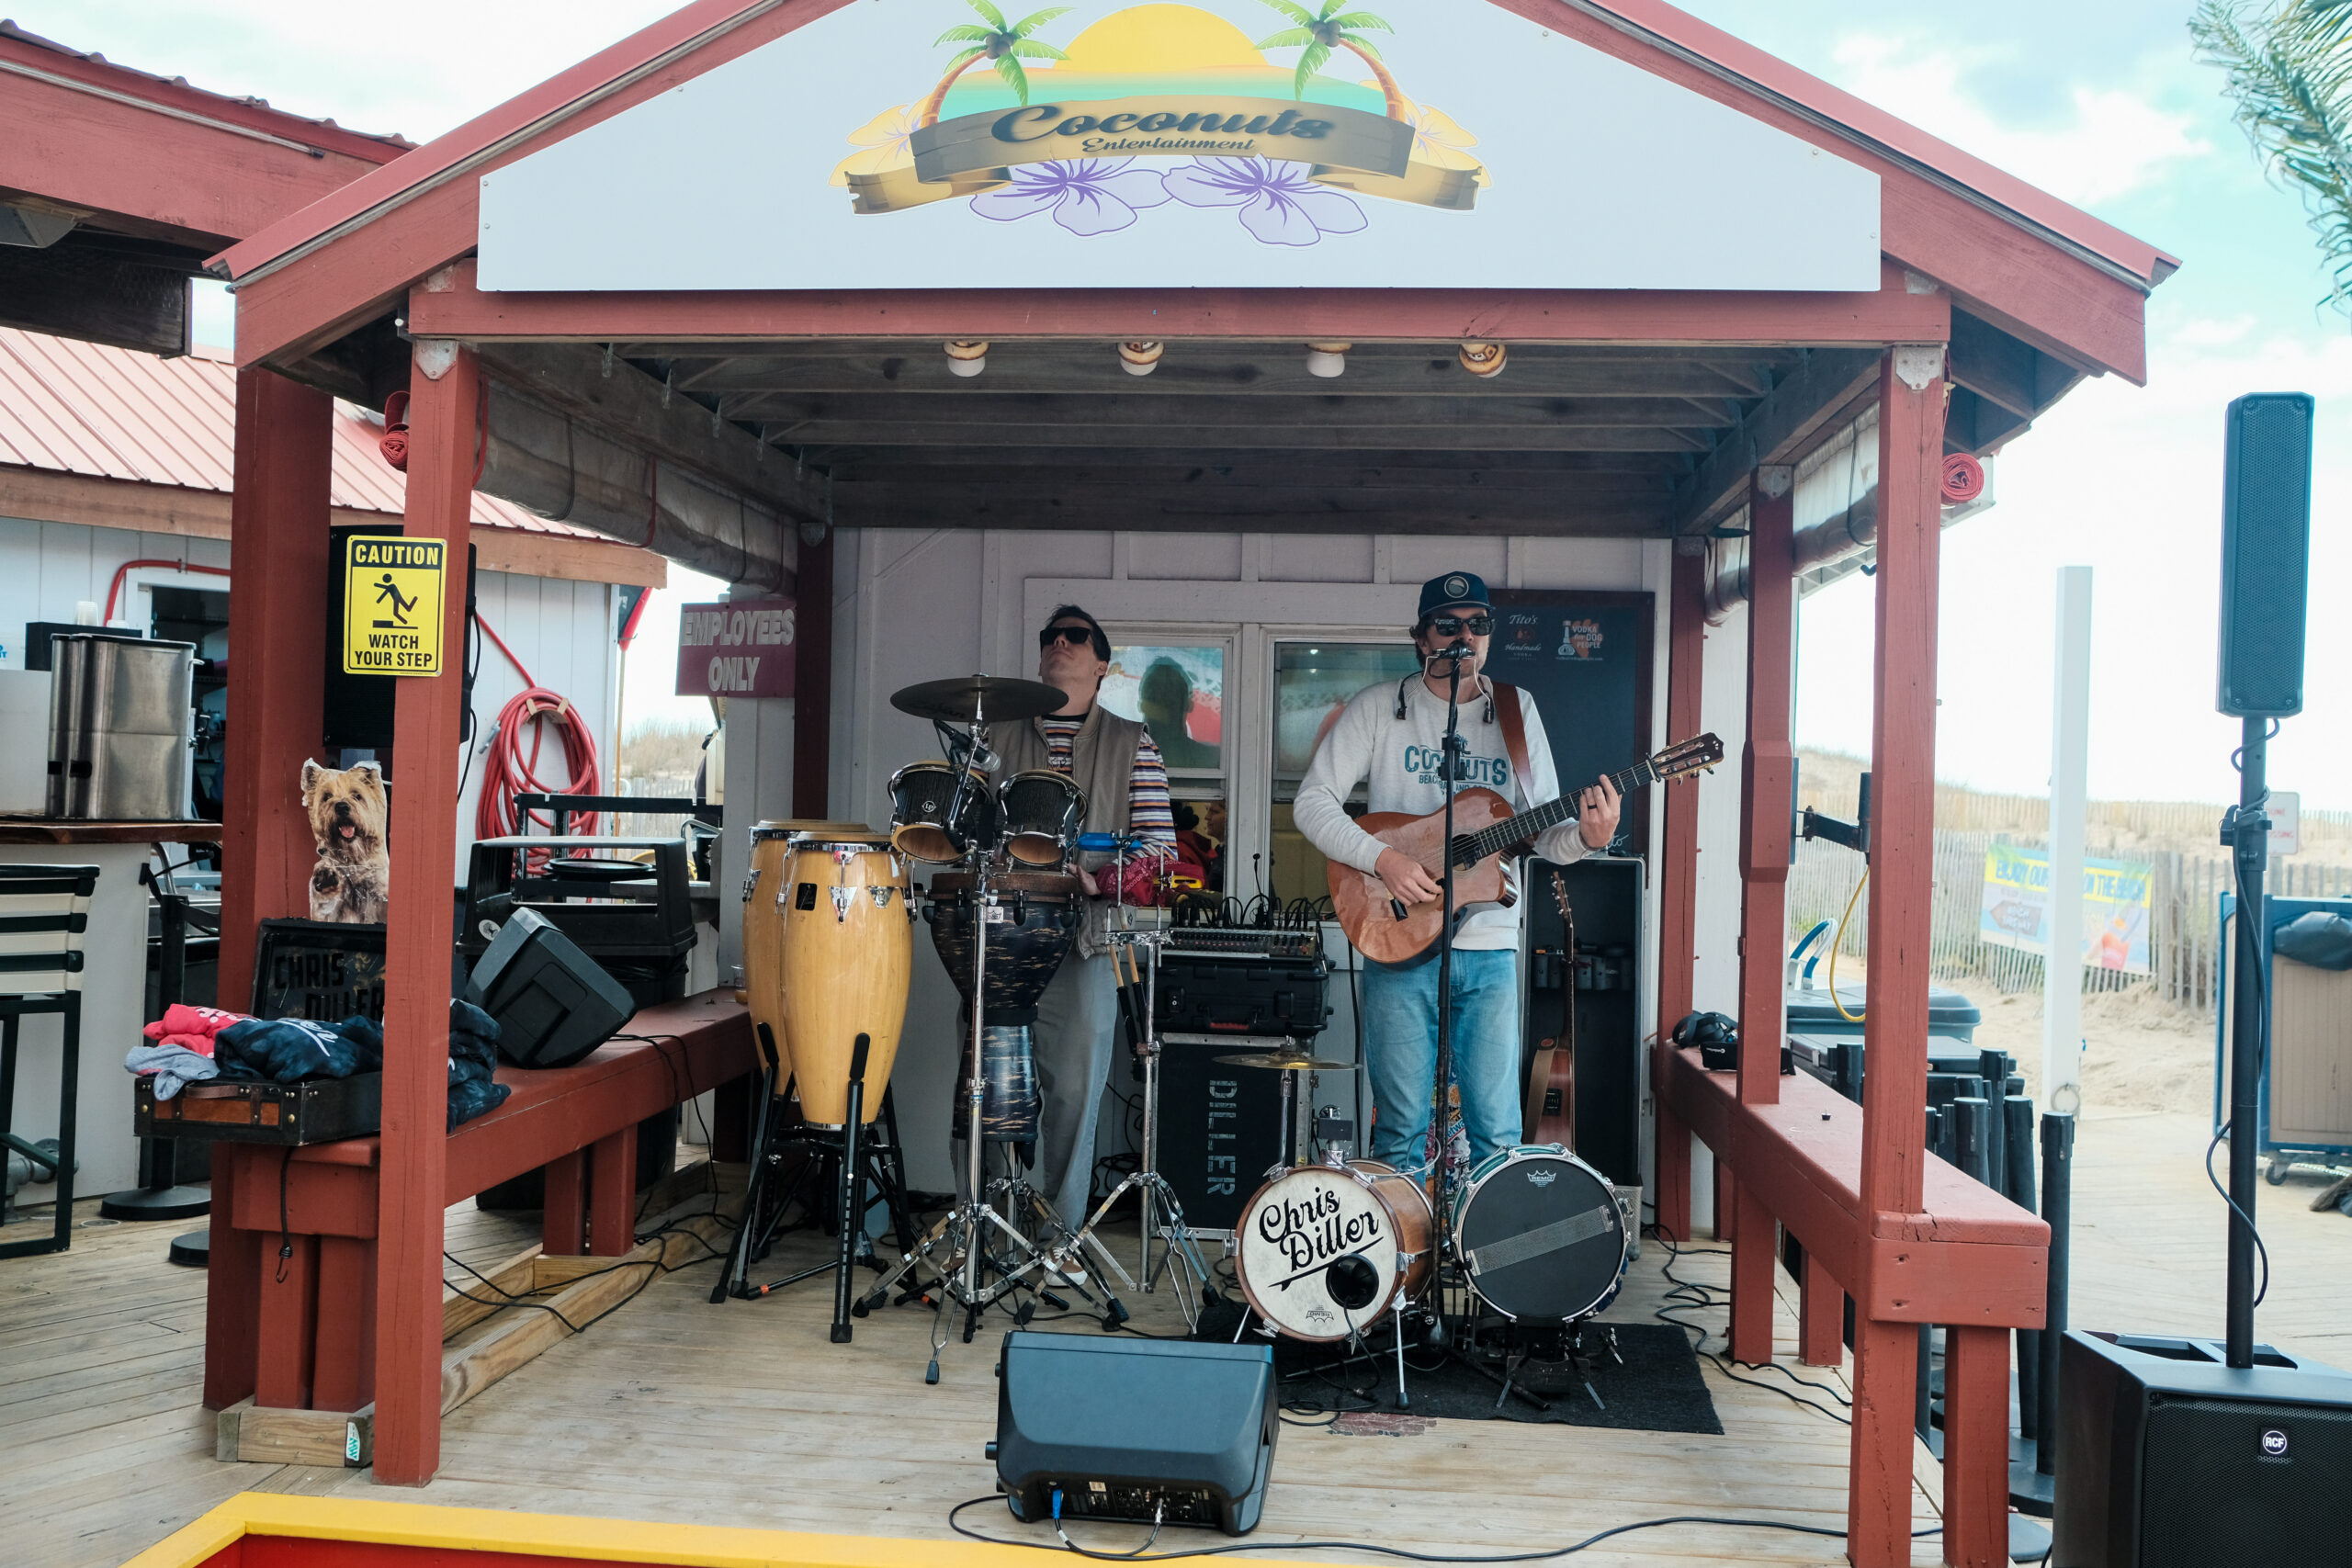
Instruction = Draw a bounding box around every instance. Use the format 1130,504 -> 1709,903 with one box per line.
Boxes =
675,599 -> 796,699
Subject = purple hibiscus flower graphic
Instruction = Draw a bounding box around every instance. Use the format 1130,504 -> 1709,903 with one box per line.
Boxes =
1161,157 -> 1369,248
969,158 -> 1171,237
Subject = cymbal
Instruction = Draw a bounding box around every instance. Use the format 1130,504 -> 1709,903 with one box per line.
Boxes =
890,674 -> 1066,725
1213,1053 -> 1359,1072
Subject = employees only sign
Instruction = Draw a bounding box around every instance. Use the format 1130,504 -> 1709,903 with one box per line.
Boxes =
342,536 -> 445,675
675,599 -> 796,699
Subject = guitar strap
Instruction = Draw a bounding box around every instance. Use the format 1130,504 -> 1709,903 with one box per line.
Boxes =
1489,679 -> 1535,796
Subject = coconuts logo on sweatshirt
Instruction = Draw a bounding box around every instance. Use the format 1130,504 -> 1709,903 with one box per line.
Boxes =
833,2 -> 1487,245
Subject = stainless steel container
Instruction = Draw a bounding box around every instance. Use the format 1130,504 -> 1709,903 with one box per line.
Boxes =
45,633 -> 195,820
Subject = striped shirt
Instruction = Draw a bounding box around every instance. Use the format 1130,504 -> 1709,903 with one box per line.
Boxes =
1040,714 -> 1176,855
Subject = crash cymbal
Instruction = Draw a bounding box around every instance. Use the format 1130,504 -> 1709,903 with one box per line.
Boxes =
1213,1053 -> 1359,1072
890,674 -> 1066,725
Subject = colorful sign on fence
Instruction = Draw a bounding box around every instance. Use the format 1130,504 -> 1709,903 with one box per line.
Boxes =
1979,843 -> 2153,975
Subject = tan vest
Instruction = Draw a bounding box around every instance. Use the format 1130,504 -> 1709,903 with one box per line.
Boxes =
994,703 -> 1145,873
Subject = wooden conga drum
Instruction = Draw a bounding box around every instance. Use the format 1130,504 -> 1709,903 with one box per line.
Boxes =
778,833 -> 912,1127
741,819 -> 873,1091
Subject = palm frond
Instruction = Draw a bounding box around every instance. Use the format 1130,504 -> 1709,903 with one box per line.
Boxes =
994,52 -> 1033,105
967,0 -> 1009,29
1255,0 -> 1319,27
2193,0 -> 2352,311
1012,6 -> 1073,35
1329,12 -> 1395,33
939,46 -> 989,75
933,24 -> 993,45
1008,39 -> 1068,60
1256,26 -> 1316,48
1294,39 -> 1332,96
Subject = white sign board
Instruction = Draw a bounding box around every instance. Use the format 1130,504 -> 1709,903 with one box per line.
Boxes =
2269,790 -> 2301,856
477,0 -> 1881,294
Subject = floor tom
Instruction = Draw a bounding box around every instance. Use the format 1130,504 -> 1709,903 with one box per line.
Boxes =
1451,1145 -> 1630,1324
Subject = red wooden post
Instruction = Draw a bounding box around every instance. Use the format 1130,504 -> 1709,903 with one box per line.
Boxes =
587,1123 -> 639,1257
1651,544 -> 1706,1242
218,368 -> 334,1010
542,1149 -> 588,1256
1713,1162 -> 1736,1243
372,338 -> 477,1487
311,1235 -> 377,1414
1849,344 -> 1950,1565
209,370 -> 332,1413
1728,466 -> 1794,1364
1942,1325 -> 2011,1566
793,526 -> 832,818
254,1234 -> 318,1409
1799,1247 -> 1843,1367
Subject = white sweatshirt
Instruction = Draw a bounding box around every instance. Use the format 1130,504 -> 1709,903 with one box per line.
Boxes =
1295,673 -> 1589,950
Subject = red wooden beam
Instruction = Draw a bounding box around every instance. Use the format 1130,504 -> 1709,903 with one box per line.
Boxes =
1799,1249 -> 1843,1367
1942,1325 -> 2012,1566
386,258 -> 1954,361
1650,544 -> 1706,1243
1736,466 -> 1794,1108
217,370 -> 334,1011
374,338 -> 479,1486
1849,344 -> 1950,1566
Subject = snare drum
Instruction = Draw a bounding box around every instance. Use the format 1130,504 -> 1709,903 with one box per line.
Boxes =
1451,1145 -> 1630,1324
1234,1158 -> 1433,1341
742,819 -> 876,1089
777,835 -> 911,1128
998,770 -> 1085,867
888,760 -> 1000,863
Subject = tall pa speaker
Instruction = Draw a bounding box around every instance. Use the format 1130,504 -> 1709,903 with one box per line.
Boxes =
2053,1330 -> 2352,1567
989,1332 -> 1277,1536
2216,392 -> 2314,717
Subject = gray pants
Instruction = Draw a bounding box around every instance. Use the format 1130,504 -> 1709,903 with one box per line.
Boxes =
1031,948 -> 1118,1227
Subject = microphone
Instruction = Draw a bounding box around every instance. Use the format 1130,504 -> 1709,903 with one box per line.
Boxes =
1430,641 -> 1474,663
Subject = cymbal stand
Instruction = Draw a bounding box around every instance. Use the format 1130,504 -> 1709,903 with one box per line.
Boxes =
1051,927 -> 1212,1329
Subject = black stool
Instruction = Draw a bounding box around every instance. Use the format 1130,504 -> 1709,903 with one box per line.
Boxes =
2,863 -> 97,1259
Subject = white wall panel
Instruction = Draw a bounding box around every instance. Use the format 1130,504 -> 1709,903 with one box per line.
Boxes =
1261,533 -> 1372,583
1389,534 -> 1508,588
1130,531 -> 1242,582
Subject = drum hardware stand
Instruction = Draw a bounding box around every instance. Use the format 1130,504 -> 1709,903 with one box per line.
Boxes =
713,1026 -> 922,1344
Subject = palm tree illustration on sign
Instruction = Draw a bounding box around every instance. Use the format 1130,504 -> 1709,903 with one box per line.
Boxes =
1253,0 -> 1403,118
920,1 -> 1076,127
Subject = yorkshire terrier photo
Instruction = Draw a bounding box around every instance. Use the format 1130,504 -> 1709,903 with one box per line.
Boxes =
302,759 -> 390,924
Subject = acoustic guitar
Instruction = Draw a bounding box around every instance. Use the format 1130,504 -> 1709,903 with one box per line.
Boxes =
1328,733 -> 1722,965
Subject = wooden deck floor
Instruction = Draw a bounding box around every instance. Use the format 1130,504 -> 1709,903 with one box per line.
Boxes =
21,1100 -> 2333,1567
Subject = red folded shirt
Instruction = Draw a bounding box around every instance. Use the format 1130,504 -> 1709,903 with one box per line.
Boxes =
141,1003 -> 250,1058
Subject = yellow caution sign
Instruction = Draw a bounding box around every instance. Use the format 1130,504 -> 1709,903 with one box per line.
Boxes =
343,536 -> 446,675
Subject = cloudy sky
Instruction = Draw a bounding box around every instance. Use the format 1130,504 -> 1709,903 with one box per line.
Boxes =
30,2 -> 2346,798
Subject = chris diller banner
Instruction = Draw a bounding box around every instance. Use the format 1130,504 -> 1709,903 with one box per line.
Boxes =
477,1 -> 1881,291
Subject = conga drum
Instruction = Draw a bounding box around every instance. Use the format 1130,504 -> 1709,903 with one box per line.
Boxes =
925,870 -> 1080,1143
741,819 -> 875,1089
778,833 -> 912,1127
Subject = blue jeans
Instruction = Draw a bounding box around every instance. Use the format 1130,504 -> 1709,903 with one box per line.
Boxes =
1361,948 -> 1521,1180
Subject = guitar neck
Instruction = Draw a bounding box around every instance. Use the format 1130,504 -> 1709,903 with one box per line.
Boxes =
1462,758 -> 1657,863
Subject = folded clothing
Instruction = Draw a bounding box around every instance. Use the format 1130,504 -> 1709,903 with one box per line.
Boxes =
447,998 -> 511,1131
216,1014 -> 385,1084
141,1003 -> 250,1058
124,1042 -> 221,1100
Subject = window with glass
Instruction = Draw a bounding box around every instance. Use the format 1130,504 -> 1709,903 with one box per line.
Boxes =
1267,639 -> 1422,907
1101,639 -> 1229,893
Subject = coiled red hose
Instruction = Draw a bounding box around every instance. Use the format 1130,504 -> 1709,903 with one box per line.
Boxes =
472,613 -> 602,841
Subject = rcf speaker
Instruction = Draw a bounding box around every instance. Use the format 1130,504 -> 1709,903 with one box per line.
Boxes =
991,1332 -> 1277,1536
2217,392 -> 2314,718
2053,1330 -> 2352,1567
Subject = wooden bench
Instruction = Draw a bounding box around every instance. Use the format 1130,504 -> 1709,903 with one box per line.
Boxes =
201,991 -> 756,1418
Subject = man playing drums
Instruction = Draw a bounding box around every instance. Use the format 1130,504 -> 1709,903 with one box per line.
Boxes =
1293,571 -> 1621,1180
989,605 -> 1176,1235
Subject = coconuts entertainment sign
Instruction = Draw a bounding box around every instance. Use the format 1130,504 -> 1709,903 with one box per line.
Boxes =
477,0 -> 1880,292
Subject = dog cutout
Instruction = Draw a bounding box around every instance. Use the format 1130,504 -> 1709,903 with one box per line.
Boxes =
302,759 -> 390,924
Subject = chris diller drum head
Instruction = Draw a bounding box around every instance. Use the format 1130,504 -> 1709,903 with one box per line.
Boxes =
1451,1145 -> 1630,1324
1235,1159 -> 1432,1342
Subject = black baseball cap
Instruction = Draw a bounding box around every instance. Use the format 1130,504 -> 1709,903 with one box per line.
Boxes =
1417,570 -> 1492,623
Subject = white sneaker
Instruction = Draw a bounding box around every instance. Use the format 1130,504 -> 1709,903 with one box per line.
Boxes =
1045,1254 -> 1089,1287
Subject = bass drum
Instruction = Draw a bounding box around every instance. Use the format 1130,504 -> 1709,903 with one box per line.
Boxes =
1234,1159 -> 1433,1342
1451,1145 -> 1629,1324
741,819 -> 876,1091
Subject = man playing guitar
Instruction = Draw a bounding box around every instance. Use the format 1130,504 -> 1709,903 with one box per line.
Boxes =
1295,571 -> 1621,1179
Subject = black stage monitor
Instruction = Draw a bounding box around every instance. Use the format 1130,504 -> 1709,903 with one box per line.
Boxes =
465,907 -> 635,1070
2054,1329 -> 2352,1567
991,1332 -> 1277,1537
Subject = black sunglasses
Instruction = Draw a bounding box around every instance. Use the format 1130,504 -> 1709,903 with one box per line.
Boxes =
1041,625 -> 1100,650
1426,614 -> 1494,637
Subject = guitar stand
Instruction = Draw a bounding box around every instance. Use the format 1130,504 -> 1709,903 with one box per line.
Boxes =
713,1029 -> 919,1347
